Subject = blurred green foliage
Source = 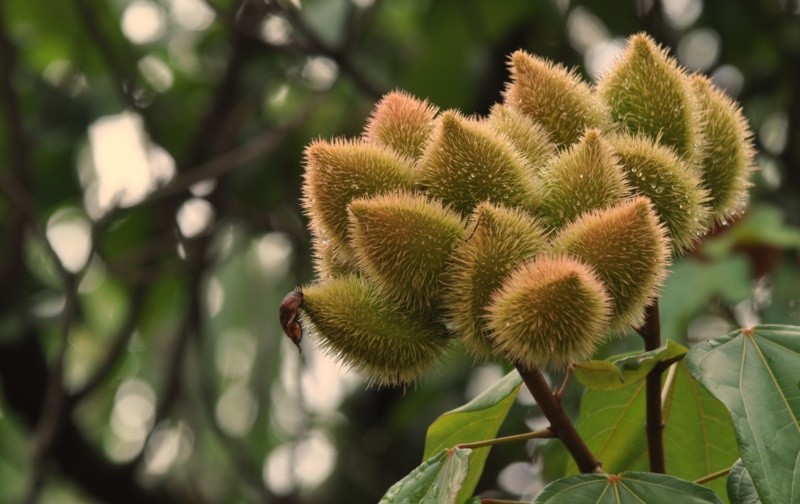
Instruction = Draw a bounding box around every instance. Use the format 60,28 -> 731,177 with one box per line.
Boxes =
0,0 -> 799,502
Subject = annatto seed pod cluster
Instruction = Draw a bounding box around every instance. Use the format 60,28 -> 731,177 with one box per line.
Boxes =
295,33 -> 756,386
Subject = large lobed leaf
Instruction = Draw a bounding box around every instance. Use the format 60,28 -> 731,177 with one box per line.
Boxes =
423,370 -> 522,502
686,325 -> 800,504
568,362 -> 738,500
535,472 -> 723,503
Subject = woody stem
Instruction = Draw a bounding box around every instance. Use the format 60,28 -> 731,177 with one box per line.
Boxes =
515,364 -> 601,474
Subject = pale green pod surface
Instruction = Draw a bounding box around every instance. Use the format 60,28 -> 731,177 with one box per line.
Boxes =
363,90 -> 439,160
442,202 -> 549,359
691,75 -> 756,223
504,50 -> 610,148
310,229 -> 360,280
302,138 -> 415,252
348,191 -> 465,310
416,111 -> 540,217
486,255 -> 612,370
609,134 -> 709,253
486,104 -> 557,171
539,129 -> 631,229
551,197 -> 670,330
598,33 -> 699,161
302,276 -> 450,386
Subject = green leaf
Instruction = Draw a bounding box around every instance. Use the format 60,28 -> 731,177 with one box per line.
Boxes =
534,472 -> 723,503
727,459 -> 761,504
685,325 -> 800,504
567,378 -> 646,475
423,370 -> 522,502
574,340 -> 688,390
664,363 -> 739,500
568,363 -> 738,501
379,448 -> 471,504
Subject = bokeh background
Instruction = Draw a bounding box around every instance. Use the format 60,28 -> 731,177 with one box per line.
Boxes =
1,0 -> 799,502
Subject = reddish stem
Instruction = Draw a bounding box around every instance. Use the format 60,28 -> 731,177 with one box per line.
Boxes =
515,365 -> 601,474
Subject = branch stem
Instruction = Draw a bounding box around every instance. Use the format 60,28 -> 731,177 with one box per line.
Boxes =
457,429 -> 555,450
694,466 -> 732,485
515,365 -> 601,473
637,300 -> 666,473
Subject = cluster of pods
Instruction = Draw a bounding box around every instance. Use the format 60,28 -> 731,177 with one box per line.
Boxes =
293,33 -> 755,386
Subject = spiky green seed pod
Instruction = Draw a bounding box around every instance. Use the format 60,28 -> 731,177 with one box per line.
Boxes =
609,134 -> 709,253
303,139 -> 415,252
486,104 -> 556,171
504,50 -> 610,148
348,191 -> 465,310
363,90 -> 439,160
539,129 -> 631,229
302,276 -> 450,386
486,255 -> 612,369
442,202 -> 549,359
416,111 -> 540,217
551,197 -> 670,330
310,231 -> 360,280
691,75 -> 756,223
598,33 -> 700,161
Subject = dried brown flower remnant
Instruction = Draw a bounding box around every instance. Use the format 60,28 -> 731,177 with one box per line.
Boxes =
279,289 -> 304,353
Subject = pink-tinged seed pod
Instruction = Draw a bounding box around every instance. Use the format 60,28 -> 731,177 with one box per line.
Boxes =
504,50 -> 610,148
417,110 -> 540,217
486,255 -> 612,370
690,75 -> 756,224
348,191 -> 465,311
486,104 -> 557,172
302,138 -> 415,253
442,202 -> 549,359
363,90 -> 439,160
301,276 -> 450,386
551,197 -> 671,330
539,129 -> 631,230
598,33 -> 701,163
